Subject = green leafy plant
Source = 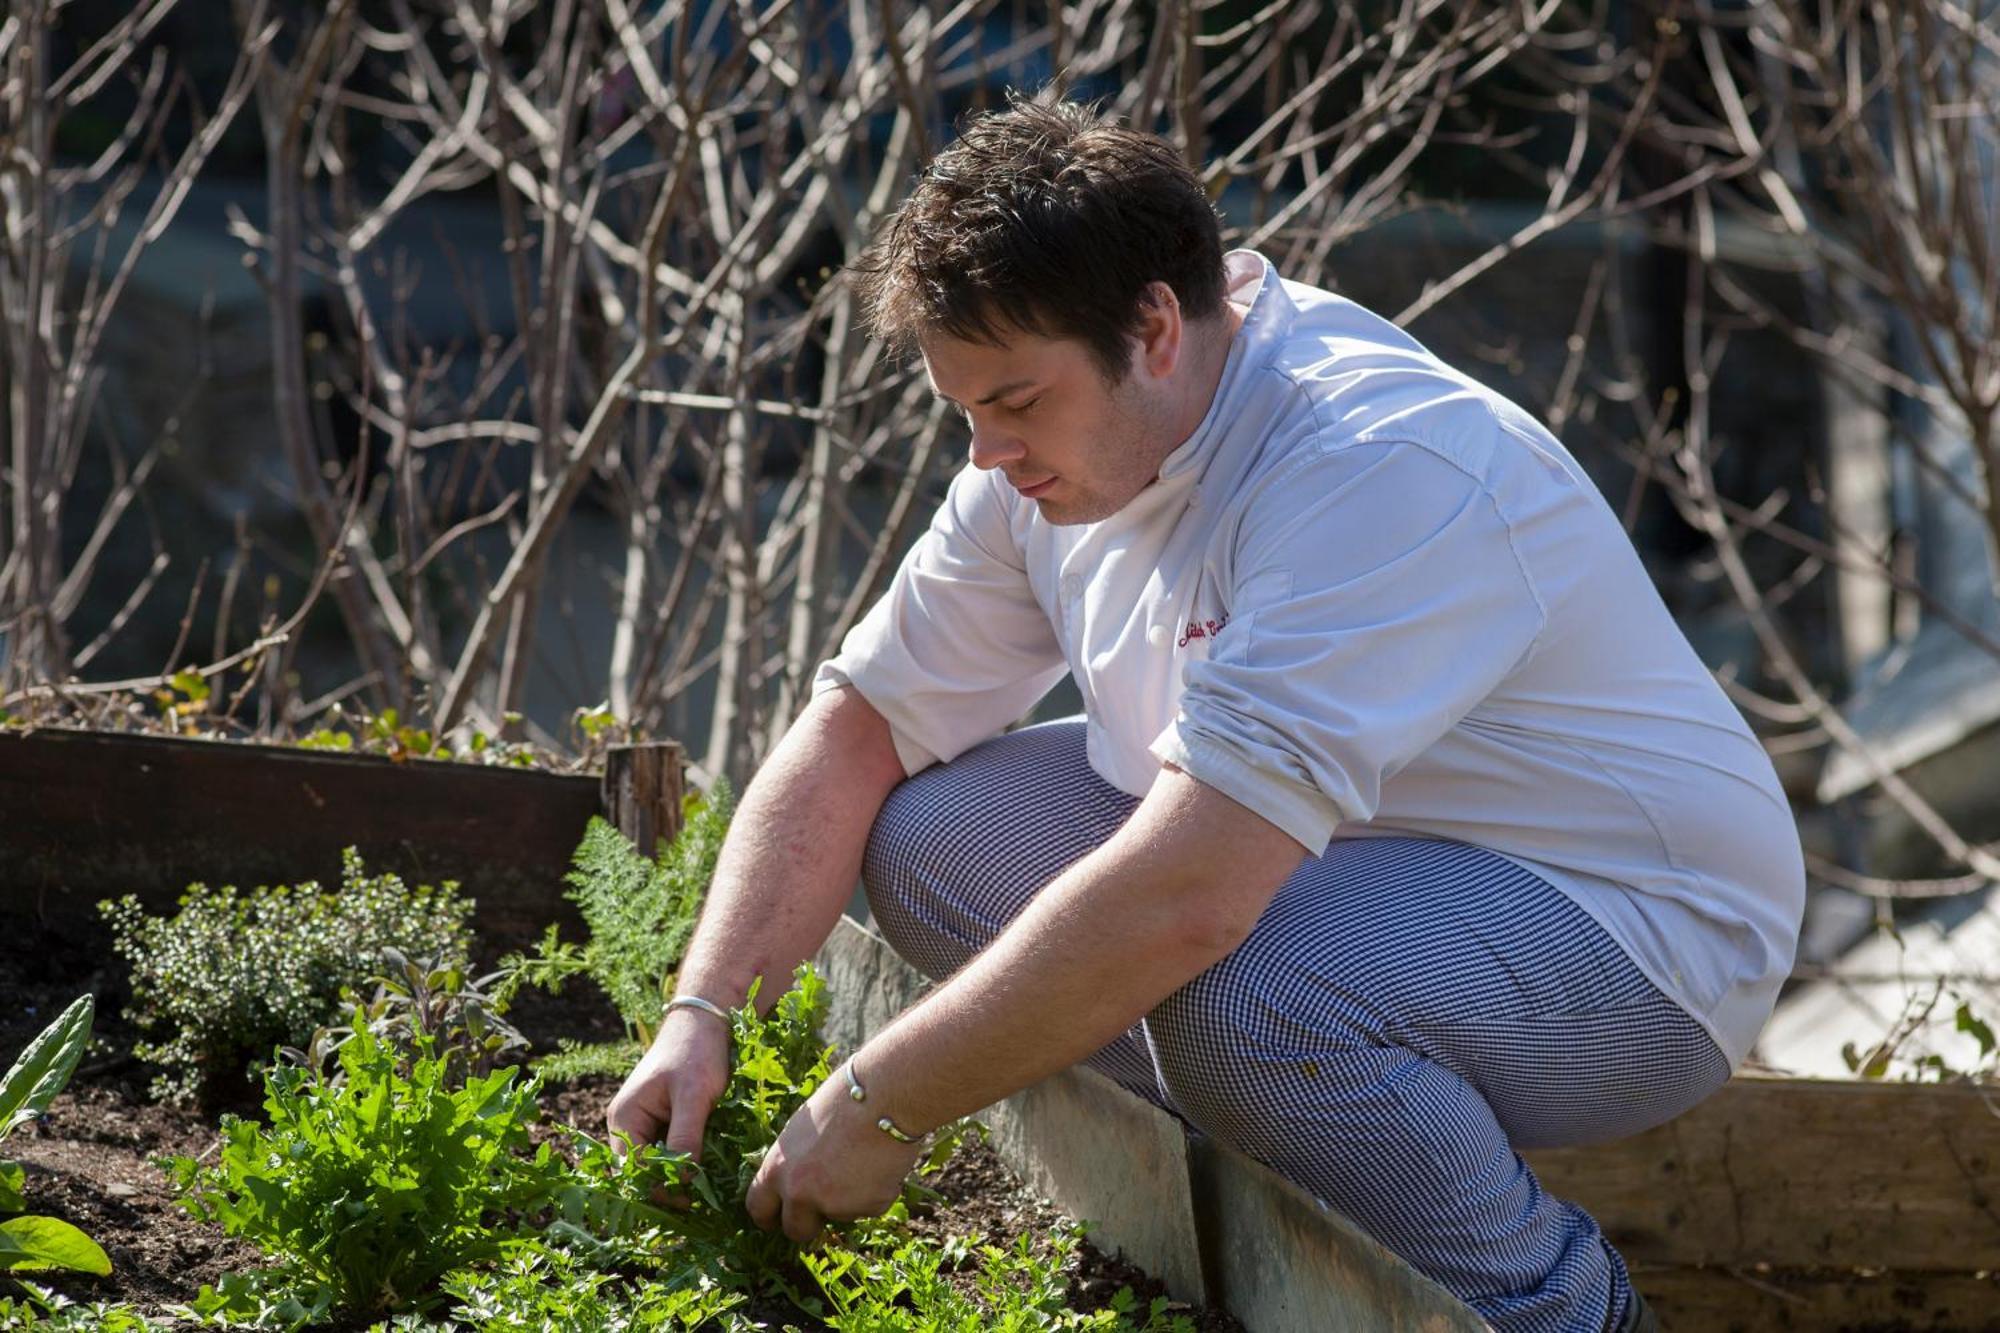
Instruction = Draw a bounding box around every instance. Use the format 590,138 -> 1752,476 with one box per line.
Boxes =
157,958 -> 1179,1330
161,1022 -> 554,1320
0,1282 -> 168,1331
525,1038 -> 644,1084
296,705 -> 552,770
608,963 -> 977,1305
505,786 -> 734,1078
0,996 -> 112,1279
639,965 -> 836,1292
151,671 -> 211,730
168,1267 -> 336,1331
1842,982 -> 2000,1084
803,1223 -> 1197,1332
436,1243 -> 750,1331
102,851 -> 474,1102
286,949 -> 531,1091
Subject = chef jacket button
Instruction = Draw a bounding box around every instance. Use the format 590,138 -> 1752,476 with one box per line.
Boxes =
1147,623 -> 1169,649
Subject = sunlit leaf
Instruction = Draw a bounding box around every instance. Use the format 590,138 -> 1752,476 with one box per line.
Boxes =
0,995 -> 94,1139
0,1216 -> 112,1275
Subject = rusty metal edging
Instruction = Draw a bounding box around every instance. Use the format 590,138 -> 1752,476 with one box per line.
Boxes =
2,729 -> 683,948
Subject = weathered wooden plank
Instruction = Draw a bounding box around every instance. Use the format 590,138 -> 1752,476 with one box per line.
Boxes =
602,741 -> 687,857
1635,1263 -> 2000,1332
1189,1136 -> 1485,1333
1525,1074 -> 2000,1273
978,1066 -> 1208,1309
1,728 -> 598,944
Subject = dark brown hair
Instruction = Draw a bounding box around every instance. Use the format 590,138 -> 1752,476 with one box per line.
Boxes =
848,91 -> 1227,385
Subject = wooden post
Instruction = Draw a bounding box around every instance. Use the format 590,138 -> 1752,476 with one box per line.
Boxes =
602,741 -> 686,857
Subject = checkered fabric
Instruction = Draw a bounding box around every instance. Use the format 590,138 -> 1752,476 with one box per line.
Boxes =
863,718 -> 1731,1333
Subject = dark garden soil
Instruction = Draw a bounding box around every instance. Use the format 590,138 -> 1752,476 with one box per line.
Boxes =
2,918 -> 1245,1332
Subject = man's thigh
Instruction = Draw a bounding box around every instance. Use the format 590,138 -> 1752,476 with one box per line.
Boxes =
1148,834 -> 1729,1148
861,718 -> 1135,952
857,721 -> 1727,1148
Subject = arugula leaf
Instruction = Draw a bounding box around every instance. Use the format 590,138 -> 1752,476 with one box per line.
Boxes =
161,1022 -> 549,1319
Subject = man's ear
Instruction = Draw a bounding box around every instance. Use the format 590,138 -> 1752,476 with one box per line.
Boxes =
1133,280 -> 1184,381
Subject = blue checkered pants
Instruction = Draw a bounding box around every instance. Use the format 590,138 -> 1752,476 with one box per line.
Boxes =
861,720 -> 1731,1333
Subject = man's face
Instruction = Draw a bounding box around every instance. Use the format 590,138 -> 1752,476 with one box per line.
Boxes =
921,327 -> 1177,526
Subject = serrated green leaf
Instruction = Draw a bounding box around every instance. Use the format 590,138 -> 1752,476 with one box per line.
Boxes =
0,995 -> 94,1140
0,1215 -> 112,1275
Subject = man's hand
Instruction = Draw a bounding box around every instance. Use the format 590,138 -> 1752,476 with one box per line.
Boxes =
605,1008 -> 732,1200
745,1067 -> 924,1246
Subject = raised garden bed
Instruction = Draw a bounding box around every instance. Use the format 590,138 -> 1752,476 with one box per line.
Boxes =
2,729 -> 1262,1330
2,910 -> 1243,1331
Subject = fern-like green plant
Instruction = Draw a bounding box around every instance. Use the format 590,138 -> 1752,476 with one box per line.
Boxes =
506,783 -> 733,1069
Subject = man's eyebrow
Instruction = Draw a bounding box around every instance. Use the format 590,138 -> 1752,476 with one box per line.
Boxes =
931,378 -> 1040,407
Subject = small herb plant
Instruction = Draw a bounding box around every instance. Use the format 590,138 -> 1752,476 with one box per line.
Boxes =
436,1244 -> 750,1330
639,966 -> 840,1294
805,1224 -> 1197,1332
286,948 -> 531,1091
292,701 -> 637,771
102,851 -> 474,1103
0,996 -> 112,1280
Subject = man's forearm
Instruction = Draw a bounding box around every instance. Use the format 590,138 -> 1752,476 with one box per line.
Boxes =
674,685 -> 910,1015
851,763 -> 1305,1134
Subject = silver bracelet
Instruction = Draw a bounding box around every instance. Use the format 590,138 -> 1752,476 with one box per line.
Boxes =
840,1059 -> 924,1144
662,994 -> 733,1027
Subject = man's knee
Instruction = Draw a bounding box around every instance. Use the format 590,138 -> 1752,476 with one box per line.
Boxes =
1149,949 -> 1381,1138
861,770 -> 949,913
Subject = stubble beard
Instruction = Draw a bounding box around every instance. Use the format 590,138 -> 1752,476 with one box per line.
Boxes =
1038,387 -> 1171,526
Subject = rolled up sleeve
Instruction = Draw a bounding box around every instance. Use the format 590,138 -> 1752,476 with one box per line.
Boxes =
814,463 -> 1067,775
1150,441 -> 1546,854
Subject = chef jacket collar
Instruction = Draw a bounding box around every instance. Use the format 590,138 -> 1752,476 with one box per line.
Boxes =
1155,249 -> 1296,487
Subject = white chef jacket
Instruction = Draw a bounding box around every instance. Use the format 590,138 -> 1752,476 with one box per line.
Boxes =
813,249 -> 1806,1068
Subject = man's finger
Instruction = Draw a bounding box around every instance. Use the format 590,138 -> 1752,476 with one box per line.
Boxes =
605,1093 -> 663,1157
744,1159 -> 779,1232
781,1194 -> 824,1247
662,1094 -> 711,1162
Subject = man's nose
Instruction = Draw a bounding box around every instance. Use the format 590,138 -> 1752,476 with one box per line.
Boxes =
967,421 -> 1025,471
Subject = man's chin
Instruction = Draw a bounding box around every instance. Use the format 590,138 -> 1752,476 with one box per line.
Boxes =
1034,497 -> 1096,526
1028,486 -> 1118,526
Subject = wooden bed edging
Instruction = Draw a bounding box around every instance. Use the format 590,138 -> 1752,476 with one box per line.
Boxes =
2,728 -> 683,947
812,916 -> 2000,1330
811,915 -> 1486,1333
1523,1073 -> 2000,1273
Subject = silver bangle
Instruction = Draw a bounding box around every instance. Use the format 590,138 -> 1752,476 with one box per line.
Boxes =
840,1059 -> 923,1144
663,994 -> 733,1027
